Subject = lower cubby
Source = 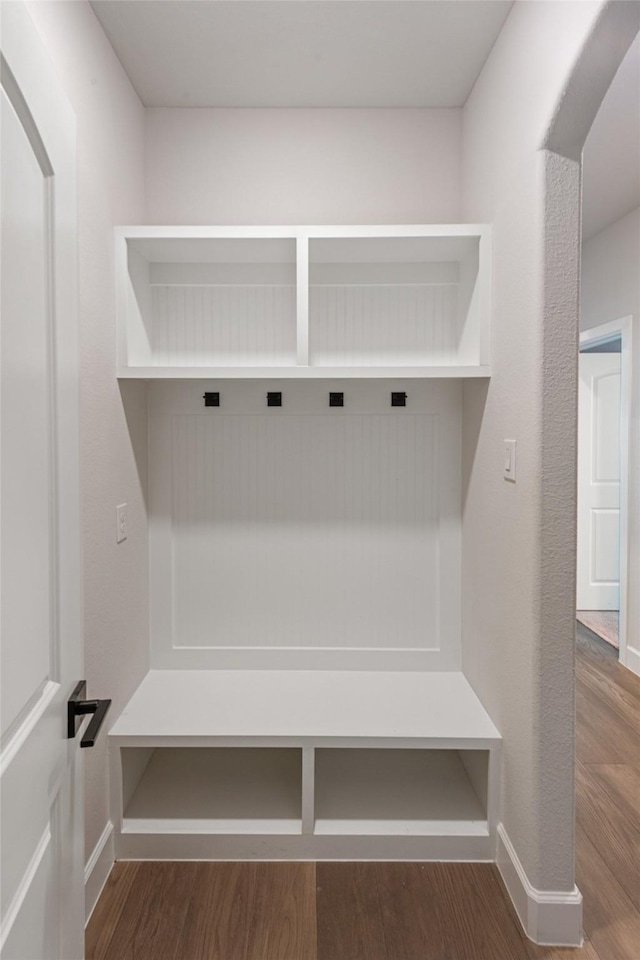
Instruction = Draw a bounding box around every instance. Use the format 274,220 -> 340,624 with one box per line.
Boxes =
121,747 -> 302,835
314,748 -> 488,836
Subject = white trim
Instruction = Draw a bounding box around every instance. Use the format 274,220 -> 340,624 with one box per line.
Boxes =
579,316 -> 634,674
117,365 -> 492,381
624,644 -> 640,676
0,826 -> 52,951
84,821 -> 114,926
115,223 -> 490,241
497,824 -> 583,947
115,831 -> 495,862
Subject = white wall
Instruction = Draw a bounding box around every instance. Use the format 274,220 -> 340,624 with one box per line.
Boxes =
582,37 -> 640,239
461,0 -> 638,897
25,1 -> 149,866
581,206 -> 640,329
581,206 -> 640,667
145,107 -> 461,224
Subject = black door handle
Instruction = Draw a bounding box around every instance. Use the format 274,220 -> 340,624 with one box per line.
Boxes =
67,680 -> 112,748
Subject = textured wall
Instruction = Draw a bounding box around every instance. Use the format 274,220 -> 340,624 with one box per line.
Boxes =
26,0 -> 149,863
581,207 -> 640,670
460,0 -> 638,893
145,107 -> 461,225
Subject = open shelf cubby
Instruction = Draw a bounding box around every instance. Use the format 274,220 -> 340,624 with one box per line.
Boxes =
116,226 -> 491,378
308,234 -> 487,369
118,232 -> 298,371
121,747 -> 302,835
314,748 -> 489,836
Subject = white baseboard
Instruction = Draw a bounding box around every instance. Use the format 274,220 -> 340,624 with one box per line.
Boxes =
497,823 -> 583,947
622,644 -> 640,677
85,821 -> 114,925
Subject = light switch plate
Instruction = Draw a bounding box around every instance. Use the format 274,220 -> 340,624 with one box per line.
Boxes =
116,503 -> 128,543
504,440 -> 517,482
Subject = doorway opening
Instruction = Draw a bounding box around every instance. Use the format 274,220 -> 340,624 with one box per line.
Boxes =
576,317 -> 632,665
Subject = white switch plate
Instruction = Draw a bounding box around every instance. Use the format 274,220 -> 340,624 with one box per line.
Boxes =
116,503 -> 128,543
504,440 -> 517,482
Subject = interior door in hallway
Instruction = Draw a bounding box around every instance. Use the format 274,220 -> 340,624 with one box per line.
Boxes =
577,350 -> 621,611
1,3 -> 83,957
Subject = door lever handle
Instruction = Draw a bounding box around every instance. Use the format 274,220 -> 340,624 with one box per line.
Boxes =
67,680 -> 111,748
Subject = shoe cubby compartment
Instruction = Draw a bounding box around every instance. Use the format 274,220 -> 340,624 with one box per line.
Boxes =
118,232 -> 298,372
313,748 -> 489,836
120,746 -> 302,835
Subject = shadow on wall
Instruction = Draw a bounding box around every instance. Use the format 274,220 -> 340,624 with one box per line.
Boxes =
461,378 -> 489,511
119,380 -> 149,509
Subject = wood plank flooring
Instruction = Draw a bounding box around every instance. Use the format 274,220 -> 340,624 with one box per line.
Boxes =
576,611 -> 619,649
86,625 -> 640,960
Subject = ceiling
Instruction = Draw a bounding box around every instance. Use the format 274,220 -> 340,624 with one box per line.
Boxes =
89,0 -> 513,108
90,1 -> 638,238
582,35 -> 640,240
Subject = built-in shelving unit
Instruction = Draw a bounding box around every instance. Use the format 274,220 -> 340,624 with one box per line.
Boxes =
116,225 -> 491,379
109,670 -> 501,861
110,221 -> 501,863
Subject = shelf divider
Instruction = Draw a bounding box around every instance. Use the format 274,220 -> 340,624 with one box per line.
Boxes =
302,746 -> 315,835
296,234 -> 310,366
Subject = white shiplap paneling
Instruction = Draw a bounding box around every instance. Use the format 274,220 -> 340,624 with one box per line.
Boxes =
149,381 -> 462,670
150,284 -> 296,366
310,282 -> 459,366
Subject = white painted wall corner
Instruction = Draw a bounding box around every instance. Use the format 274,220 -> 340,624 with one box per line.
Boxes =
84,821 -> 114,926
497,823 -> 583,947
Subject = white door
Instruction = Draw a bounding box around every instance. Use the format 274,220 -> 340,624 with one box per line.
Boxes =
1,4 -> 84,958
576,351 -> 621,610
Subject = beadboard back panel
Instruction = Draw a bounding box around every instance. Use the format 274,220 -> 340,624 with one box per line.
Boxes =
150,283 -> 297,367
149,380 -> 462,670
309,282 -> 459,367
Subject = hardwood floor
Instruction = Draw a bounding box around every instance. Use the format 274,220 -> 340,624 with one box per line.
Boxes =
86,626 -> 640,960
574,623 -> 640,960
576,611 -> 619,649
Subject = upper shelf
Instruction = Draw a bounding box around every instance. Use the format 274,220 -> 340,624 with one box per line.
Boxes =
116,225 -> 492,379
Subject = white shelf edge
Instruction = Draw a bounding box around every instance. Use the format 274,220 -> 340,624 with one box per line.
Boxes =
313,819 -> 490,837
117,365 -> 492,380
116,224 -> 491,240
122,818 -> 302,836
110,735 -> 501,751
